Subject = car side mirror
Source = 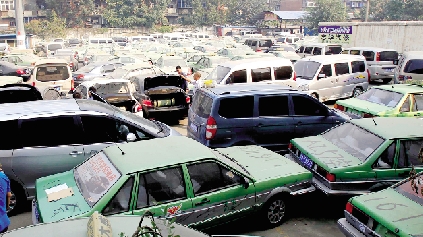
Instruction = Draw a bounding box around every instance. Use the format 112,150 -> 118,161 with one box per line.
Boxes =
225,77 -> 233,84
393,59 -> 399,65
318,74 -> 326,79
240,177 -> 250,189
126,133 -> 136,142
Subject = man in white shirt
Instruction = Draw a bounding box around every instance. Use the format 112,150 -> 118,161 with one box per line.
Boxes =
191,72 -> 202,95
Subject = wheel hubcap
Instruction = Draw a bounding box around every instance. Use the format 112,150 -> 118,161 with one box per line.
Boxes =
8,191 -> 16,212
353,89 -> 362,97
267,199 -> 285,224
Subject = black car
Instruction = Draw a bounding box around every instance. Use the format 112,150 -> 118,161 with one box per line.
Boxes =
129,74 -> 190,119
0,61 -> 30,81
0,84 -> 42,104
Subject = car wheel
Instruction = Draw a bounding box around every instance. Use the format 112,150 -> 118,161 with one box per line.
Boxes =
382,78 -> 392,84
8,182 -> 26,216
352,87 -> 363,98
261,195 -> 288,227
43,89 -> 61,100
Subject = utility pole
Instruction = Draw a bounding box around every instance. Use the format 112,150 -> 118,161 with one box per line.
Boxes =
365,0 -> 370,22
15,0 -> 26,49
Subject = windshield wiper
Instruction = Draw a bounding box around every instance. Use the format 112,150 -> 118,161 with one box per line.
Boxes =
152,120 -> 164,134
214,150 -> 251,176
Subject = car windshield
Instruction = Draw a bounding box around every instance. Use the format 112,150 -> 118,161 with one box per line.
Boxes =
95,82 -> 130,94
295,61 -> 320,80
163,59 -> 186,67
107,68 -> 128,79
404,59 -> 423,74
395,173 -> 423,205
74,152 -> 122,207
206,65 -> 231,82
328,46 -> 342,54
322,122 -> 385,161
48,44 -> 62,51
356,88 -> 404,108
77,64 -> 97,73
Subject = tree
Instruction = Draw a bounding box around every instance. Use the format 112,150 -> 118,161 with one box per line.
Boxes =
188,0 -> 223,26
25,20 -> 49,39
45,0 -> 94,27
226,0 -> 269,25
305,0 -> 348,31
357,0 -> 423,21
25,11 -> 66,40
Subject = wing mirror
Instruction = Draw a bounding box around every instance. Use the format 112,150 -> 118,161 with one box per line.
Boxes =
225,77 -> 233,84
393,59 -> 399,65
318,74 -> 326,79
240,177 -> 250,189
126,133 -> 136,142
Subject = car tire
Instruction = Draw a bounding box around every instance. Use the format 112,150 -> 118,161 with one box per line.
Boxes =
382,78 -> 392,84
352,87 -> 363,98
9,182 -> 26,216
261,195 -> 288,228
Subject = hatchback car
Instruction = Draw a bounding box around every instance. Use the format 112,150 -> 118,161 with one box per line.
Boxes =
0,99 -> 179,215
288,117 -> 423,196
188,84 -> 349,153
33,136 -> 314,229
395,51 -> 423,83
72,62 -> 124,86
334,84 -> 423,118
338,171 -> 423,237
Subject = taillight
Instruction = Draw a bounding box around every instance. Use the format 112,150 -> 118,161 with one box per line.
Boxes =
363,113 -> 374,118
288,143 -> 292,149
376,52 -> 380,61
142,99 -> 153,107
256,49 -> 262,52
31,62 -> 35,66
16,69 -> 25,75
69,62 -> 74,68
32,81 -> 35,87
205,116 -> 217,140
326,173 -> 336,182
186,96 -> 191,104
76,74 -> 84,79
334,104 -> 345,111
135,104 -> 142,112
346,202 -> 354,214
71,79 -> 74,91
293,71 -> 296,81
367,69 -> 371,82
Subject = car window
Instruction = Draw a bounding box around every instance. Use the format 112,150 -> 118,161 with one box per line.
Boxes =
259,96 -> 289,116
362,51 -> 375,61
373,142 -> 395,169
251,67 -> 271,82
357,88 -> 404,108
143,167 -> 186,204
351,61 -> 365,73
412,94 -> 423,111
80,116 -> 120,144
219,96 -> 254,118
404,59 -> 423,74
292,96 -> 326,116
228,69 -> 247,84
328,46 -> 342,54
334,63 -> 350,75
341,50 -> 349,54
0,120 -> 18,150
274,66 -> 293,80
102,177 -> 134,215
298,46 -> 304,53
187,162 -> 241,195
191,92 -> 213,118
304,47 -> 313,54
313,47 -> 322,55
20,116 -> 79,147
398,139 -> 423,168
350,50 -> 360,55
401,95 -> 411,112
319,64 -> 332,77
380,51 -> 398,61
36,65 -> 70,81
251,41 -> 257,46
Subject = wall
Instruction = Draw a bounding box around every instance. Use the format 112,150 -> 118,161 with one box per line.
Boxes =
318,21 -> 423,53
279,0 -> 303,11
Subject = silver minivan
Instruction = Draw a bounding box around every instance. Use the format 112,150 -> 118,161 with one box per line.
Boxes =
394,51 -> 423,83
244,38 -> 273,52
297,43 -> 343,58
342,47 -> 398,83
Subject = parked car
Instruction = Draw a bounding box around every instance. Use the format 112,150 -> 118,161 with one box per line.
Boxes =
155,55 -> 190,74
342,47 -> 398,83
0,83 -> 42,104
0,54 -> 39,67
74,79 -> 143,117
288,117 -> 423,196
52,50 -> 79,72
297,43 -> 343,58
283,54 -> 370,102
129,74 -> 191,119
72,62 -> 124,86
67,38 -> 81,47
334,84 -> 423,118
0,99 -> 179,215
338,171 -> 423,237
244,38 -> 273,52
395,51 -> 423,83
32,136 -> 315,229
0,61 -> 30,81
188,84 -> 349,153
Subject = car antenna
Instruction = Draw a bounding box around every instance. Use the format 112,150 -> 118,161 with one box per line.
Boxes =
367,107 -> 377,126
117,145 -> 125,155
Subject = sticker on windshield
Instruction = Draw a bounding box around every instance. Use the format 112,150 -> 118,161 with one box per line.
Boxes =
226,171 -> 234,179
74,152 -> 121,206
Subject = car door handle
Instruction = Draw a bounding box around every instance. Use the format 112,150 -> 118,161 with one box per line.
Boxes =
69,151 -> 83,156
256,123 -> 264,128
398,171 -> 410,177
195,198 -> 210,206
296,121 -> 303,125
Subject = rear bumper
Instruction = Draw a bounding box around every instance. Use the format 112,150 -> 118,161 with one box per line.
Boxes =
370,67 -> 395,80
337,218 -> 366,237
145,106 -> 188,118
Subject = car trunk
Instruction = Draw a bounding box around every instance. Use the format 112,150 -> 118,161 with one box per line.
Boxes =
144,75 -> 186,108
103,94 -> 136,112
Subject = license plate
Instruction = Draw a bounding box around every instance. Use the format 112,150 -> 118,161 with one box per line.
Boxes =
384,68 -> 394,72
349,109 -> 362,117
189,123 -> 198,132
298,153 -> 314,170
32,200 -> 40,224
54,86 -> 61,91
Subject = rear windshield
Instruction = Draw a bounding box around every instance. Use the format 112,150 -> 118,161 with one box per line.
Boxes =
322,122 -> 384,161
191,91 -> 213,118
47,44 -> 62,51
74,152 -> 122,207
328,46 -> 342,54
0,87 -> 41,104
380,51 -> 399,61
259,40 -> 272,47
396,173 -> 423,205
36,65 -> 70,81
357,88 -> 404,107
95,82 -> 129,95
404,59 -> 423,74
144,76 -> 183,91
206,65 -> 231,82
294,61 -> 320,80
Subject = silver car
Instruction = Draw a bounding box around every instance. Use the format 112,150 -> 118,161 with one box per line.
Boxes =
0,99 -> 180,215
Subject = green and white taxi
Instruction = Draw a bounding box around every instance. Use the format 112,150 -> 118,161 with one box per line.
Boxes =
33,136 -> 314,229
338,171 -> 423,237
334,84 -> 423,118
288,117 -> 423,196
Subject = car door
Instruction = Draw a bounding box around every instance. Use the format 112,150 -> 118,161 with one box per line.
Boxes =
315,64 -> 335,99
410,94 -> 423,117
253,95 -> 295,150
186,161 -> 255,227
291,95 -> 334,138
131,167 -> 193,225
395,139 -> 423,178
333,62 -> 351,99
0,120 -> 19,185
371,141 -> 398,183
13,115 -> 85,190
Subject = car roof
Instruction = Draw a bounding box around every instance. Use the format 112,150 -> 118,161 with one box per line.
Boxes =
301,54 -> 365,63
345,47 -> 397,52
375,84 -> 423,94
82,79 -> 130,86
35,58 -> 68,66
104,137 -> 218,174
201,83 -> 296,97
217,57 -> 291,68
352,117 -> 423,139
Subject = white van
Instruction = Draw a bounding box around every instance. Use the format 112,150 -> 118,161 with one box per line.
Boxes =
88,38 -> 114,45
283,55 -> 370,102
26,59 -> 73,99
205,58 -> 295,85
131,36 -> 155,42
394,51 -> 423,83
297,43 -> 343,58
191,33 -> 213,39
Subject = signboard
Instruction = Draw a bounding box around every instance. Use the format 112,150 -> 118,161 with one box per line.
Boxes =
319,26 -> 352,44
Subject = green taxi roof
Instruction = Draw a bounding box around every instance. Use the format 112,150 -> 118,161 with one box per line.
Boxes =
352,117 -> 423,139
103,136 -> 216,174
377,84 -> 423,94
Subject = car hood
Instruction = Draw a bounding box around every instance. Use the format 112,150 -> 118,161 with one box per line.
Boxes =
35,170 -> 90,223
351,188 -> 423,236
291,136 -> 362,170
336,98 -> 395,116
216,146 -> 312,182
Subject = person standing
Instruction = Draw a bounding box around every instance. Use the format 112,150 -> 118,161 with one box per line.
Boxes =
0,164 -> 11,233
176,66 -> 190,93
191,72 -> 203,95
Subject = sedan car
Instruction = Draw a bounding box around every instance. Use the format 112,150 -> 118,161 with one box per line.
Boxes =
0,54 -> 39,67
338,171 -> 423,237
33,136 -> 314,229
72,62 -> 124,86
288,117 -> 423,196
334,84 -> 423,118
0,61 -> 30,81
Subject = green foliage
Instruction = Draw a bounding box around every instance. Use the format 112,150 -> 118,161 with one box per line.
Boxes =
45,0 -> 94,27
305,0 -> 348,31
25,11 -> 66,40
226,0 -> 269,25
357,0 -> 423,21
153,25 -> 173,33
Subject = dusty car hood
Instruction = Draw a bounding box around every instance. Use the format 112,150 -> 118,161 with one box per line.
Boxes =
336,97 -> 395,116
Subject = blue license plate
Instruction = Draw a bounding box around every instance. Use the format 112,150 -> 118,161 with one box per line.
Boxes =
299,153 -> 314,170
189,123 -> 198,132
384,68 -> 394,72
